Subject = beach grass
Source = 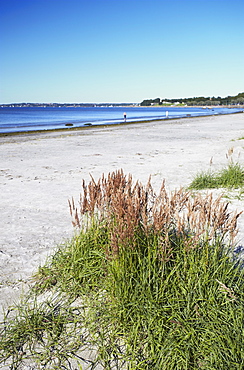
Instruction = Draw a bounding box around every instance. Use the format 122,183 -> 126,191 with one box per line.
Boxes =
1,170 -> 244,369
188,162 -> 244,190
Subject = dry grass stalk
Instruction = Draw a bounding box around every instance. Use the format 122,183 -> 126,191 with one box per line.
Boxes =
216,279 -> 237,301
69,170 -> 241,258
226,146 -> 234,160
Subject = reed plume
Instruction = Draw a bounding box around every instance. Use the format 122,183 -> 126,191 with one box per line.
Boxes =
69,170 -> 241,259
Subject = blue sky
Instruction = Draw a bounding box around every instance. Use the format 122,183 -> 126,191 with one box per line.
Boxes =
0,0 -> 243,103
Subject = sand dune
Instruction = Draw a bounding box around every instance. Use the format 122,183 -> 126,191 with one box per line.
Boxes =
1,113 -> 244,318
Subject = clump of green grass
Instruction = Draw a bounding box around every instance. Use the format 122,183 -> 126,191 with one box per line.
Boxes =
0,296 -> 94,369
189,162 -> 244,190
1,170 -> 244,369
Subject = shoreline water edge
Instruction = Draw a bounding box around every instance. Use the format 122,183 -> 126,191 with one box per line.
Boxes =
0,106 -> 243,135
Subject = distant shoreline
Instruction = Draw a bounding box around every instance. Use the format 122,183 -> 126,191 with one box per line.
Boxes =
1,103 -> 244,108
1,90 -> 244,108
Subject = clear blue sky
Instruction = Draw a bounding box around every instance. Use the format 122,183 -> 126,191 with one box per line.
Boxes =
0,0 -> 243,103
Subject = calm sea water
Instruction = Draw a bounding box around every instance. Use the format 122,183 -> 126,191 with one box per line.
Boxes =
0,106 -> 242,134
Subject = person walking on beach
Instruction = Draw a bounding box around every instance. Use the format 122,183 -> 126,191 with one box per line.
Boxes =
124,112 -> 127,122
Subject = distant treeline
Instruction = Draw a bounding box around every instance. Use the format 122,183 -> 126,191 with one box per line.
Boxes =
141,92 -> 244,106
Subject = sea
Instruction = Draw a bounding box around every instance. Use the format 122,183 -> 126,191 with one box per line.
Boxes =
0,106 -> 243,134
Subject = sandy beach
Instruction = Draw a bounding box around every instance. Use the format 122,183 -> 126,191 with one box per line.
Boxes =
0,113 -> 244,320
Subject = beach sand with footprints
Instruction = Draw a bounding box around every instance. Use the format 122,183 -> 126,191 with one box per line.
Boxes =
1,113 -> 244,320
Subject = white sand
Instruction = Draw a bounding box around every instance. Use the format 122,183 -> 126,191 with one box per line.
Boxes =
0,113 -> 244,318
